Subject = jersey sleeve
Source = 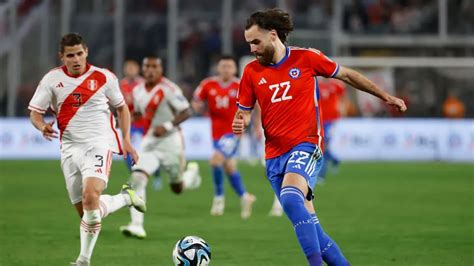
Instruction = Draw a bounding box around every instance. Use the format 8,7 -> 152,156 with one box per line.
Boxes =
28,75 -> 52,114
307,49 -> 340,78
104,70 -> 126,108
166,84 -> 190,112
236,66 -> 256,110
193,80 -> 208,101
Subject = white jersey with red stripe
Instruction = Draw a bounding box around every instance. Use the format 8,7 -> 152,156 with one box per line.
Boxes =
28,64 -> 125,154
133,77 -> 190,138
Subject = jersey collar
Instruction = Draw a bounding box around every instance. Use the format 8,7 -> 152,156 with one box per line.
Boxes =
269,47 -> 290,68
62,63 -> 92,78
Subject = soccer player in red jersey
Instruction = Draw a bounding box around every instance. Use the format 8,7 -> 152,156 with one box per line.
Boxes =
318,78 -> 347,180
28,33 -> 145,266
119,60 -> 146,169
233,9 -> 406,266
120,59 -> 144,114
193,55 -> 256,219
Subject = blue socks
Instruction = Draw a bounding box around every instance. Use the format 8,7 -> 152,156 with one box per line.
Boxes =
212,167 -> 246,197
228,171 -> 245,196
311,214 -> 350,266
280,186 -> 322,266
212,166 -> 224,196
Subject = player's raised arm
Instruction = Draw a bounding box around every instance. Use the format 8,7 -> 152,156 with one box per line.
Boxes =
334,66 -> 407,112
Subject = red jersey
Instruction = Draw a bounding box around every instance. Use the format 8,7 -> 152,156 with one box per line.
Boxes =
237,47 -> 339,159
119,76 -> 145,128
318,78 -> 346,122
194,76 -> 240,140
120,76 -> 144,112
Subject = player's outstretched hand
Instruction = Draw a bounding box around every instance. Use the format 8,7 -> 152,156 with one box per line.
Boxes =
41,121 -> 58,141
386,95 -> 407,112
123,140 -> 139,165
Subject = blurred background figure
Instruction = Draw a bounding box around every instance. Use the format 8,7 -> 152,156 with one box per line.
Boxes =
318,78 -> 347,182
120,59 -> 145,170
192,55 -> 256,219
442,89 -> 465,119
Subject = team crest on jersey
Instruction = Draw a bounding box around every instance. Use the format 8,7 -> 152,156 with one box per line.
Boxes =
210,89 -> 217,96
289,68 -> 301,79
88,79 -> 98,91
229,89 -> 237,98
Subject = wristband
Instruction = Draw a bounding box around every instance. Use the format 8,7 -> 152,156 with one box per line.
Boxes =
163,121 -> 174,131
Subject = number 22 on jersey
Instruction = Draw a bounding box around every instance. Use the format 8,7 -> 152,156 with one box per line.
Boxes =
269,81 -> 292,103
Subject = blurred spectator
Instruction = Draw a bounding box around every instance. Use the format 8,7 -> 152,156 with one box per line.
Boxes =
343,0 -> 368,33
366,0 -> 391,33
343,0 -> 438,34
442,90 -> 465,118
306,0 -> 329,29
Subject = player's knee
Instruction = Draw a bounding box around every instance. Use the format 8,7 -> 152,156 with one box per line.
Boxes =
210,153 -> 224,166
223,165 -> 235,175
170,183 -> 184,194
82,190 -> 100,207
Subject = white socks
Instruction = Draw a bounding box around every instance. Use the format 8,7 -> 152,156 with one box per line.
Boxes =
99,194 -> 128,218
130,171 -> 148,226
79,209 -> 102,262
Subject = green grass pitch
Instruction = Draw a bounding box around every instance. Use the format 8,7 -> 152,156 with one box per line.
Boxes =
0,160 -> 472,265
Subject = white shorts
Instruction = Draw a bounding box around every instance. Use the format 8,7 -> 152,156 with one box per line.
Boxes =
132,130 -> 185,184
61,145 -> 114,204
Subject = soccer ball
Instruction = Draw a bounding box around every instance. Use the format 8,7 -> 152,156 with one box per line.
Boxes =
172,236 -> 211,266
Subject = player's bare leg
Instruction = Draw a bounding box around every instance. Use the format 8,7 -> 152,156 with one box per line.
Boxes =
224,158 -> 256,219
72,177 -> 105,265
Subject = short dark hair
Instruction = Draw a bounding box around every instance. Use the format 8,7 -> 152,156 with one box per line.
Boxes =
142,55 -> 162,65
245,8 -> 294,43
60,33 -> 87,53
217,54 -> 236,63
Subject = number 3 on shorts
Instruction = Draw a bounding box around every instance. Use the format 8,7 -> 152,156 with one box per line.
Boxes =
95,155 -> 104,167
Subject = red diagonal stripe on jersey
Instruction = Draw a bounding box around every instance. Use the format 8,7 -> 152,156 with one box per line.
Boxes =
57,71 -> 107,139
142,89 -> 164,134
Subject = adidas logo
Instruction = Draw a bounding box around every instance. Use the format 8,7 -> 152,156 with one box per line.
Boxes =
95,168 -> 103,174
258,77 -> 267,85
56,82 -> 64,88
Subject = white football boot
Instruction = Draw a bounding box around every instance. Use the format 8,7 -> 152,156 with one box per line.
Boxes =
269,198 -> 284,217
120,224 -> 147,239
240,193 -> 256,219
69,259 -> 89,266
210,196 -> 225,216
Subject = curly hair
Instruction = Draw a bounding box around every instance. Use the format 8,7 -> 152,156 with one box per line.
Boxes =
245,8 -> 294,43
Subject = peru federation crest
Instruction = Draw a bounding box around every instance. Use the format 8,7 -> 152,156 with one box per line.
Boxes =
288,67 -> 301,79
88,79 -> 98,91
